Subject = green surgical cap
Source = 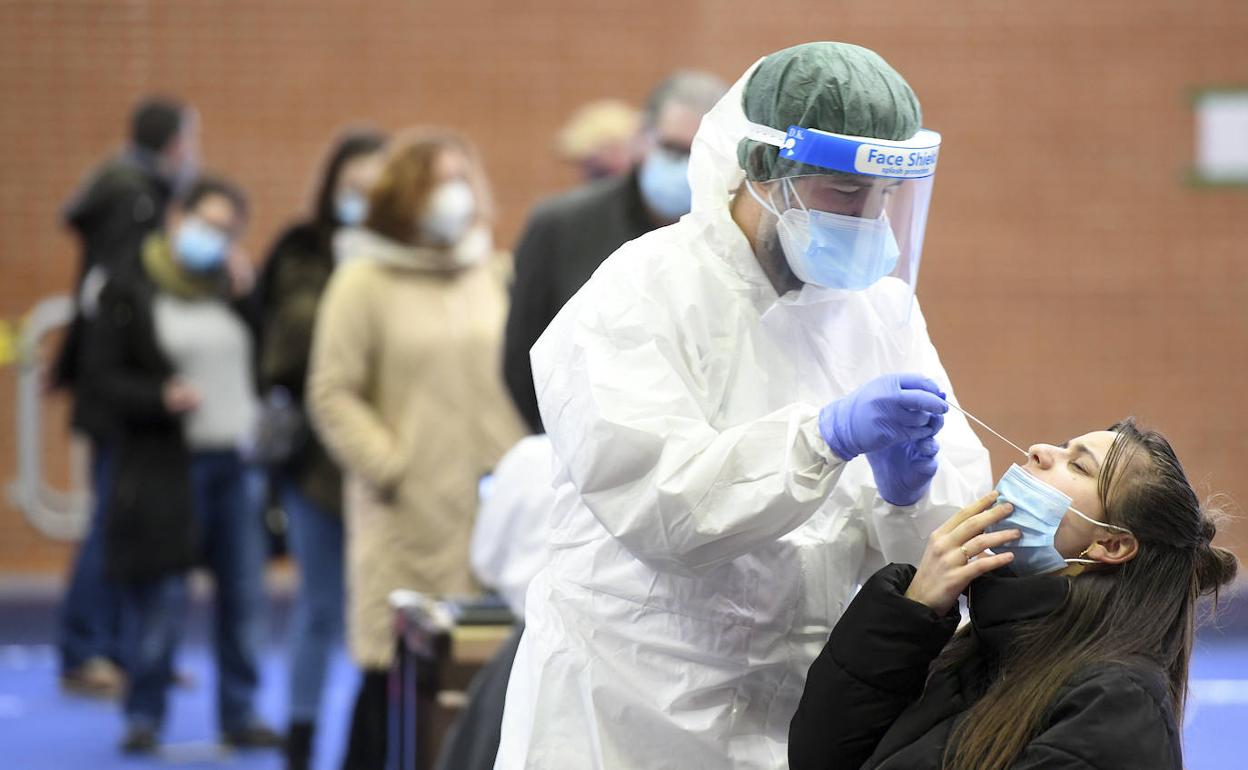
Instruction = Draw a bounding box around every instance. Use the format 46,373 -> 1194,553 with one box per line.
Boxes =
737,42 -> 922,181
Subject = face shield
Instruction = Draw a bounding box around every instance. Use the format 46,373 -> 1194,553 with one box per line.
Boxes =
744,123 -> 940,328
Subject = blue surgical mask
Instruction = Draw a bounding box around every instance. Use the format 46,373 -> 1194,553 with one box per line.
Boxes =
173,217 -> 229,272
638,148 -> 692,221
746,180 -> 900,290
988,463 -> 1134,576
336,191 -> 368,226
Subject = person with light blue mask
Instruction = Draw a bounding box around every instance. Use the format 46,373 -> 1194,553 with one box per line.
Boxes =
791,419 -> 1239,770
496,43 -> 992,769
83,176 -> 285,755
634,72 -> 727,223
503,71 -> 726,433
252,130 -> 386,770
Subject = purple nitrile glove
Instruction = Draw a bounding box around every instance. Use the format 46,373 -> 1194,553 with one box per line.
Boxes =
818,373 -> 947,461
866,422 -> 943,506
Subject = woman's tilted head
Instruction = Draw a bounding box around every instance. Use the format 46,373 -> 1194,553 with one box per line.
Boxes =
1006,420 -> 1237,596
1097,420 -> 1236,592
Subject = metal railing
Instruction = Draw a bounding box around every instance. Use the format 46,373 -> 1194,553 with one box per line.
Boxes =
6,295 -> 91,541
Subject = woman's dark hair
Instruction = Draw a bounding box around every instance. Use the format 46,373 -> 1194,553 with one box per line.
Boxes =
311,130 -> 387,236
180,175 -> 249,227
939,418 -> 1238,770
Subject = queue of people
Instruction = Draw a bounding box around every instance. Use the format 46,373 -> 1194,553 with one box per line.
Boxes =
46,40 -> 1238,770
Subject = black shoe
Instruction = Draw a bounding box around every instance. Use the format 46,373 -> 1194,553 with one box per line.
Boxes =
284,721 -> 314,770
222,722 -> 284,750
120,725 -> 158,754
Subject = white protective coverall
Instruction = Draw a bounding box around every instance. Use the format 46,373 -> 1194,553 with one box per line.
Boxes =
495,60 -> 992,769
470,435 -> 557,618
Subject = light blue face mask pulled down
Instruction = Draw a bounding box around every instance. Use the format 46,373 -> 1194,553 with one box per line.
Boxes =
174,218 -> 229,272
745,179 -> 900,290
988,463 -> 1134,577
638,148 -> 692,221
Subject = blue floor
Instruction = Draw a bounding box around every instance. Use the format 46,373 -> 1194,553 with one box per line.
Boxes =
0,580 -> 357,770
0,581 -> 1246,768
1185,631 -> 1248,769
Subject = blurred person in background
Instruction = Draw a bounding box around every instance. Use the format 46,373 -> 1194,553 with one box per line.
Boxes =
502,71 -> 727,432
253,129 -> 387,770
51,95 -> 199,698
433,434 -> 557,770
553,99 -> 640,181
306,130 -> 526,770
82,176 -> 281,754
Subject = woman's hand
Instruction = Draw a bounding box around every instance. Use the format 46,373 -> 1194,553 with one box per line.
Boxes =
226,244 -> 256,298
904,491 -> 1019,614
162,377 -> 202,414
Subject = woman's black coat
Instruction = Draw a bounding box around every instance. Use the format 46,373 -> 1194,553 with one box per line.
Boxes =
83,266 -> 197,582
788,563 -> 1182,770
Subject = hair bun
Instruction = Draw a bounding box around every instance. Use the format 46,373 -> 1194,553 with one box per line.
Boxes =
1195,543 -> 1239,596
1199,515 -> 1218,547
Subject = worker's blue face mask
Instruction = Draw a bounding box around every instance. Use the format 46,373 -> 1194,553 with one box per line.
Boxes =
336,191 -> 368,226
987,463 -> 1134,577
638,147 -> 692,221
746,179 -> 900,290
173,217 -> 229,272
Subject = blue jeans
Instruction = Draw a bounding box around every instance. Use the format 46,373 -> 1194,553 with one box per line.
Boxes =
123,450 -> 269,733
282,480 -> 345,724
121,574 -> 187,729
58,441 -> 125,671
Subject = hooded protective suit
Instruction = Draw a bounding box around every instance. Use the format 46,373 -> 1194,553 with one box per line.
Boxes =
495,49 -> 992,770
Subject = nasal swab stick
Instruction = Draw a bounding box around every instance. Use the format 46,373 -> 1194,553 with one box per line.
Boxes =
944,401 -> 1029,458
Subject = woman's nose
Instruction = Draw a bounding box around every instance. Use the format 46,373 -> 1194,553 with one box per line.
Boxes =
1028,443 -> 1057,469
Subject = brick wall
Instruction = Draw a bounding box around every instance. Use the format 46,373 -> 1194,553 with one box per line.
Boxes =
2,0 -> 1246,573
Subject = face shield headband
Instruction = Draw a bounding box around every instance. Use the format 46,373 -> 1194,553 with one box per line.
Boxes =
743,123 -> 941,180
741,123 -> 941,328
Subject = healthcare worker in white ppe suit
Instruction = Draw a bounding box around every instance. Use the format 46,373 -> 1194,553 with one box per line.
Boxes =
495,42 -> 992,769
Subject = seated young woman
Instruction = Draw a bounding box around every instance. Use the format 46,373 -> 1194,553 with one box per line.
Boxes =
789,418 -> 1239,770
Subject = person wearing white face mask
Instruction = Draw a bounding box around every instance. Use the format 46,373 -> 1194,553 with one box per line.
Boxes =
253,129 -> 386,770
503,70 -> 727,433
495,43 -> 992,769
306,130 -> 526,770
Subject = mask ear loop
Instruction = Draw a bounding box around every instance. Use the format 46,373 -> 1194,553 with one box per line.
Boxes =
1068,506 -> 1134,534
782,177 -> 804,214
1064,509 -> 1135,569
743,179 -> 781,219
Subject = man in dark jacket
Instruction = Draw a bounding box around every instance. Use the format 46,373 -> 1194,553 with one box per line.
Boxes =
502,70 -> 726,433
53,96 -> 199,698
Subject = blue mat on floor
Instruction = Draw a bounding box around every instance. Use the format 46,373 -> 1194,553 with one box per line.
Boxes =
1,589 -> 1247,768
0,590 -> 356,770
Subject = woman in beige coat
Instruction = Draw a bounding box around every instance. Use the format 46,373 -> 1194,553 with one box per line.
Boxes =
306,130 -> 525,769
